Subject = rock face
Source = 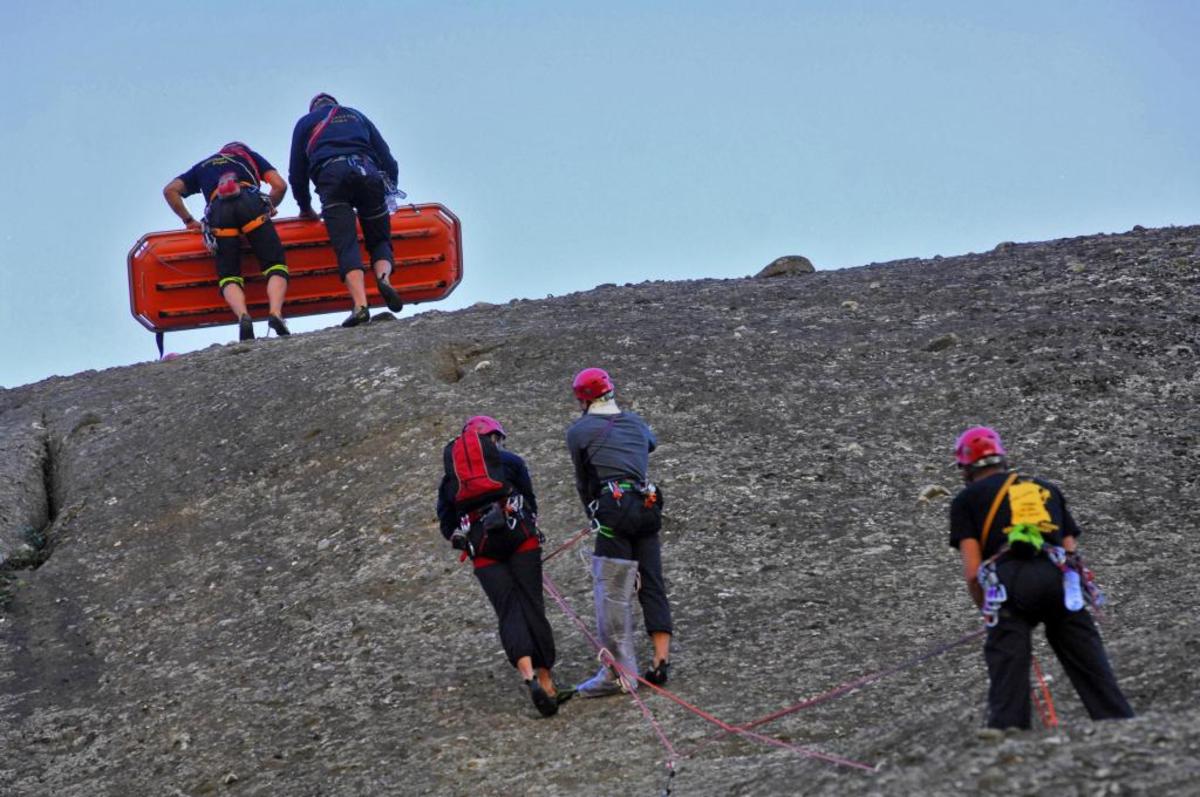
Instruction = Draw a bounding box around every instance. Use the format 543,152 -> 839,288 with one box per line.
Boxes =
2,224 -> 1199,796
756,254 -> 816,277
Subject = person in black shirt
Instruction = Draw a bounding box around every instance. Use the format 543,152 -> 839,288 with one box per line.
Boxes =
436,415 -> 569,717
163,142 -> 291,340
565,367 -> 672,696
949,425 -> 1133,729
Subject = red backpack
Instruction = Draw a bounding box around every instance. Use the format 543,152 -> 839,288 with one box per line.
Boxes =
443,430 -> 511,511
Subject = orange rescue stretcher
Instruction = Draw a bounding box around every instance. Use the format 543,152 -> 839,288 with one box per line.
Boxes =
128,203 -> 462,352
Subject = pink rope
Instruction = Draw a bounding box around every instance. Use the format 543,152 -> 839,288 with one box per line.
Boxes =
541,526 -> 592,564
699,627 -> 987,745
541,573 -> 877,774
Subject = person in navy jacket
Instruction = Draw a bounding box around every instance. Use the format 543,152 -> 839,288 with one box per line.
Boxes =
288,92 -> 404,328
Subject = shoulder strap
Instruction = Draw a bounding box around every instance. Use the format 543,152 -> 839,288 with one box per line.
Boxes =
306,105 -> 340,156
583,415 -> 619,466
980,471 -> 1019,552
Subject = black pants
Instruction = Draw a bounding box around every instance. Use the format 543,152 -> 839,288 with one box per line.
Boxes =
313,157 -> 393,278
593,523 -> 673,637
985,555 -> 1134,729
206,191 -> 287,288
474,548 -> 556,670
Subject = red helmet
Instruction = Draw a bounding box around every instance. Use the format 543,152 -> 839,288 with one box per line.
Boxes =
954,426 -> 1006,467
573,368 -> 614,402
463,415 -> 506,438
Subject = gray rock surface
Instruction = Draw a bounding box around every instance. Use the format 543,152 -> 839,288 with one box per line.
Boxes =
2,224 -> 1198,795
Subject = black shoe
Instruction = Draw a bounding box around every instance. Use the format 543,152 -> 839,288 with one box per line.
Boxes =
267,315 -> 290,337
238,315 -> 254,341
556,687 -> 576,706
526,679 -> 559,717
376,277 -> 404,313
643,660 -> 671,686
341,306 -> 370,328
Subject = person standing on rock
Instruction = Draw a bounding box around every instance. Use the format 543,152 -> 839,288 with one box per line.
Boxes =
436,415 -> 570,717
949,425 -> 1134,729
163,142 -> 291,341
288,92 -> 405,328
566,367 -> 672,696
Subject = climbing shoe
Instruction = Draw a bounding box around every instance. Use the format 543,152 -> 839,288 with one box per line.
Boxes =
643,660 -> 671,686
267,315 -> 290,337
526,679 -> 558,718
576,665 -> 625,698
376,277 -> 404,313
238,314 -> 254,341
556,687 -> 576,706
341,306 -> 370,328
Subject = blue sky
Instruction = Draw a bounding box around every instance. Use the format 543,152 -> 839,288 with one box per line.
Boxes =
1,1 -> 1197,388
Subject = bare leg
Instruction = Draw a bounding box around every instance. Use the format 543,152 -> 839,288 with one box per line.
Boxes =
516,656 -> 534,682
344,269 -> 368,308
373,258 -> 392,282
266,274 -> 287,317
535,667 -> 557,696
651,631 -> 671,666
221,283 -> 249,318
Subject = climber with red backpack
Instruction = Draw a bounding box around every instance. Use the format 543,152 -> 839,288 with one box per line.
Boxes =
436,415 -> 571,717
163,142 -> 291,341
949,425 -> 1134,729
566,367 -> 672,697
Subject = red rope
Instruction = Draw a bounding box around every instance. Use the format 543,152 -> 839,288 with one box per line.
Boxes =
541,573 -> 877,774
700,627 -> 986,744
541,526 -> 592,564
1031,655 -> 1059,729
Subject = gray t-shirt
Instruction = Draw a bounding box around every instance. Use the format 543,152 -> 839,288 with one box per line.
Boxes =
565,411 -> 657,505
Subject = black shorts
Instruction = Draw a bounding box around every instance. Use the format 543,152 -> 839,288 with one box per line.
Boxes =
206,191 -> 288,289
313,156 -> 393,277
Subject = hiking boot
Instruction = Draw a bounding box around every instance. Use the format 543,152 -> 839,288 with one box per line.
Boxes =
526,679 -> 558,717
267,315 -> 290,337
341,306 -> 370,328
238,314 -> 254,341
643,660 -> 671,686
376,277 -> 404,313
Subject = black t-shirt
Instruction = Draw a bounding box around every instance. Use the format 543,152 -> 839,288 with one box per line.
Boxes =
949,471 -> 1081,560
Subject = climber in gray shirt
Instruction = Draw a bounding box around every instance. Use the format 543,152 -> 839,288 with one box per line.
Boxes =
565,367 -> 672,696
566,404 -> 657,508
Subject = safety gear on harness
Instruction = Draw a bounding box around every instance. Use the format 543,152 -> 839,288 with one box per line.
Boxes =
576,555 -> 639,697
451,493 -> 532,561
573,367 -> 615,403
956,426 -> 1007,470
215,172 -> 243,199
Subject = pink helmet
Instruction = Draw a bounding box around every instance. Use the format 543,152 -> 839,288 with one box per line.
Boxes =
955,426 -> 1006,468
463,415 -> 506,438
573,367 -> 614,402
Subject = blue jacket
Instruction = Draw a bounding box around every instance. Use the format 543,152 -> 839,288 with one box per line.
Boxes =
288,105 -> 399,212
